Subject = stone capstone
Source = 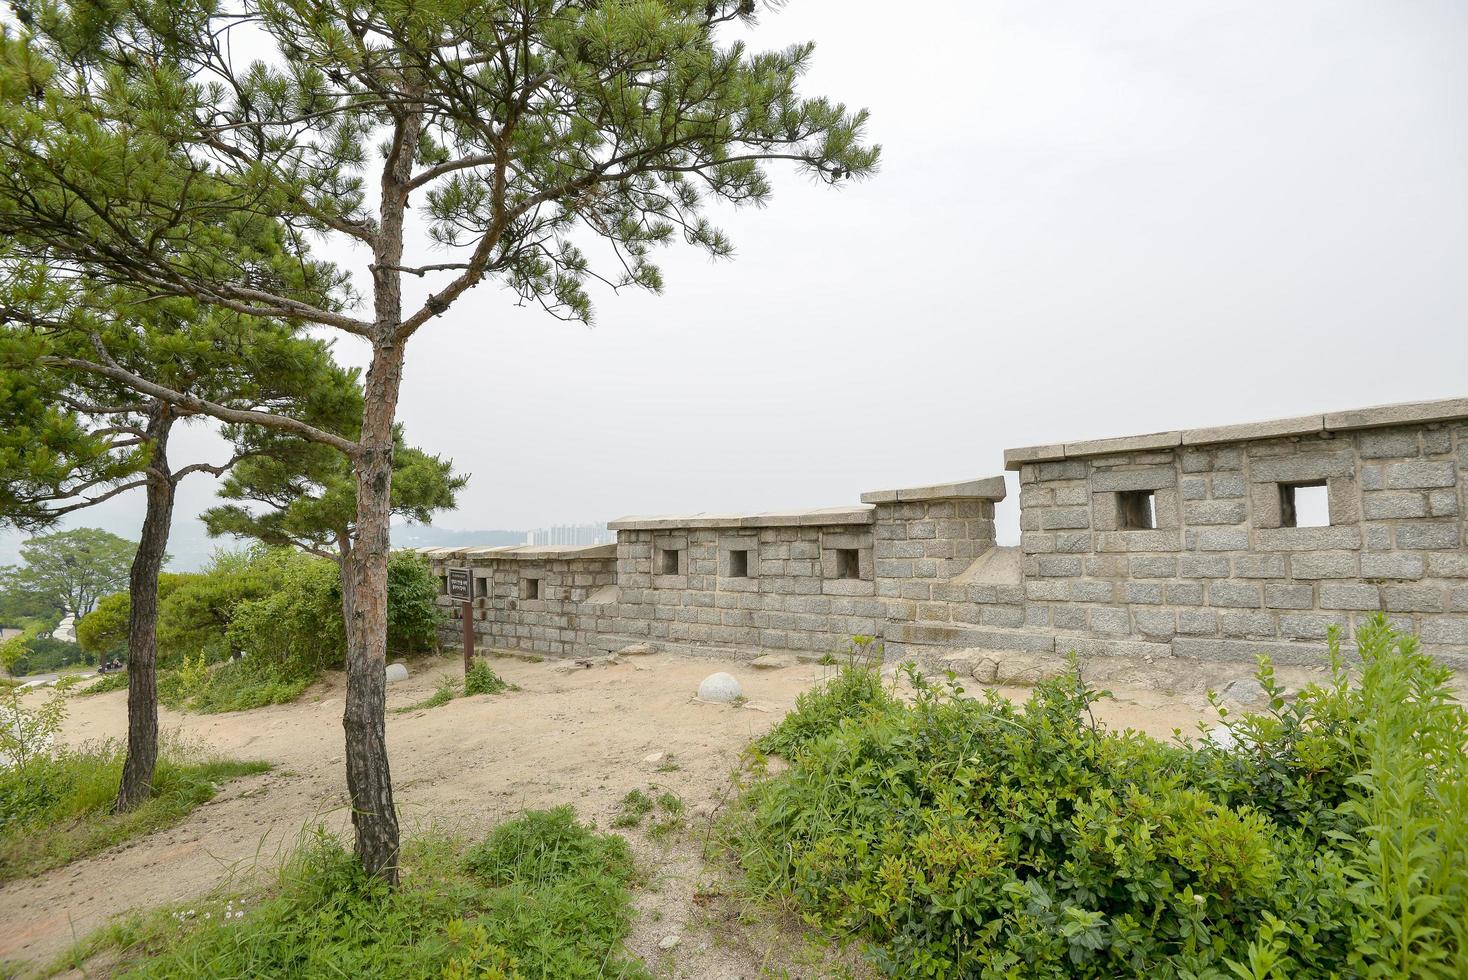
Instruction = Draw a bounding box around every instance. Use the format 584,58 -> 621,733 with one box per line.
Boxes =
385,663 -> 409,684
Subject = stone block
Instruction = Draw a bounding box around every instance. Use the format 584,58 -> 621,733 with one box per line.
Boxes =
1279,613 -> 1348,640
1173,636 -> 1331,665
1124,582 -> 1164,604
1066,431 -> 1182,457
1319,584 -> 1382,611
1324,397 -> 1468,432
1450,588 -> 1468,613
1395,523 -> 1461,550
1255,526 -> 1362,552
1037,554 -> 1083,577
1212,474 -> 1247,499
1360,553 -> 1426,580
1184,499 -> 1248,526
1363,491 -> 1428,520
1089,607 -> 1132,635
1234,554 -> 1287,578
1085,554 -> 1126,577
1421,618 -> 1468,644
1129,554 -> 1178,578
1133,608 -> 1177,637
1427,553 -> 1468,577
1196,528 -> 1251,551
1179,554 -> 1231,578
1037,460 -> 1089,481
1040,506 -> 1092,530
1064,637 -> 1173,659
1052,605 -> 1088,630
1291,552 -> 1358,579
1383,586 -> 1444,613
1177,609 -> 1218,635
1221,611 -> 1278,638
1358,427 -> 1421,459
1265,584 -> 1314,609
1385,460 -> 1457,489
1181,477 -> 1208,501
1167,582 -> 1205,605
1091,466 -> 1179,493
1250,453 -> 1356,484
1055,532 -> 1092,553
1025,579 -> 1070,601
1209,582 -> 1263,608
1072,580 -> 1117,602
1183,414 -> 1324,446
1428,489 -> 1459,517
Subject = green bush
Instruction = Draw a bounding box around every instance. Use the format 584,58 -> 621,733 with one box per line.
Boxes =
80,808 -> 647,979
0,684 -> 267,882
727,616 -> 1468,978
464,661 -> 510,697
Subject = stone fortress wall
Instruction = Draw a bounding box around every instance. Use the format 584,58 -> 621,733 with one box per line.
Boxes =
419,397 -> 1468,669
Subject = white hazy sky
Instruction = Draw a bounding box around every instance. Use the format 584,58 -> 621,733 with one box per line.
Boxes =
6,0 -> 1467,560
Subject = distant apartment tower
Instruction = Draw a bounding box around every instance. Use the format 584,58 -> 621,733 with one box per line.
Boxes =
526,523 -> 615,547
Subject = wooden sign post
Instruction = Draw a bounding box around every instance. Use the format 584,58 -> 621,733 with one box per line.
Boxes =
447,568 -> 474,676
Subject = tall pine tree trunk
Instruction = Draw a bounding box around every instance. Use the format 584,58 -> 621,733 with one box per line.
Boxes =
343,340 -> 404,881
115,407 -> 175,812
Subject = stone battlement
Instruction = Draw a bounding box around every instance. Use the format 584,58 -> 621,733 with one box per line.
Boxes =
426,396 -> 1468,669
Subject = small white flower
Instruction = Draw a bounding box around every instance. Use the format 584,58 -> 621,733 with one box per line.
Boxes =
1193,894 -> 1206,905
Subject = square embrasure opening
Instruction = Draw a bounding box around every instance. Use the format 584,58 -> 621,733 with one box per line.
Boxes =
728,549 -> 750,578
474,576 -> 489,598
835,548 -> 861,580
521,577 -> 540,600
1280,481 -> 1330,528
1117,489 -> 1156,530
659,548 -> 681,575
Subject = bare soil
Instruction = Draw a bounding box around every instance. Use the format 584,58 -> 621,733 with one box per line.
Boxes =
0,651 -> 1368,977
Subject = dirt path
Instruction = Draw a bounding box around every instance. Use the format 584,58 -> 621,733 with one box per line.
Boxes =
0,651 -> 1297,976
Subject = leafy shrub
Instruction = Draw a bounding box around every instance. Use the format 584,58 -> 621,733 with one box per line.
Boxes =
755,662 -> 896,759
464,661 -> 510,697
0,683 -> 267,881
727,616 -> 1468,978
85,809 -> 646,979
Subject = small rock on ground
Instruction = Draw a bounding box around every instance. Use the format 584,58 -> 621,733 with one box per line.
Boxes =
749,653 -> 798,670
385,663 -> 409,683
696,672 -> 742,702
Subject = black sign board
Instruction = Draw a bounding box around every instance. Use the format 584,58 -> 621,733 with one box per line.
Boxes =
447,567 -> 473,601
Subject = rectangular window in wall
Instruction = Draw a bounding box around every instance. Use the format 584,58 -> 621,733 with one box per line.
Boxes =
835,548 -> 861,580
1117,489 -> 1156,530
522,577 -> 540,600
474,576 -> 489,598
728,549 -> 750,578
1280,481 -> 1330,528
660,548 -> 681,575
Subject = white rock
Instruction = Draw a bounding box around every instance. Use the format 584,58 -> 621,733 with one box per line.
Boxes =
749,653 -> 798,670
385,663 -> 409,684
618,643 -> 656,656
643,751 -> 666,764
658,934 -> 681,951
697,672 -> 742,702
1206,725 -> 1238,749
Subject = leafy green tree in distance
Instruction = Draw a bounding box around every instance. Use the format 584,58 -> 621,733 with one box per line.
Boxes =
0,0 -> 878,881
1,528 -> 135,618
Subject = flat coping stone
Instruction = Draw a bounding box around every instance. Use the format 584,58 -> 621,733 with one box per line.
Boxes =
1004,395 -> 1468,469
426,543 -> 617,561
608,505 -> 875,531
859,475 -> 1007,504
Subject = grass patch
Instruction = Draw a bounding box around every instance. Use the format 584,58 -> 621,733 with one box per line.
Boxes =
63,808 -> 648,978
76,672 -> 129,697
0,737 -> 269,884
395,663 -> 515,715
725,616 -> 1468,978
610,789 -> 655,829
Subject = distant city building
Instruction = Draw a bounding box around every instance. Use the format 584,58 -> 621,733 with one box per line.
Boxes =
525,524 -> 615,547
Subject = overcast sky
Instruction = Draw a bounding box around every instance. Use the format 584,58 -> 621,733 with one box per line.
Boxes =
5,0 -> 1467,563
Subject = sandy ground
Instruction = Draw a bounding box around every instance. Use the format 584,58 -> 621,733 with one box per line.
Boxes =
0,650 -> 1392,977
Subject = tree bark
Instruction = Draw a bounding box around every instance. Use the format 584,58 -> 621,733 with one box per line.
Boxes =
343,340 -> 404,882
114,407 -> 175,812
